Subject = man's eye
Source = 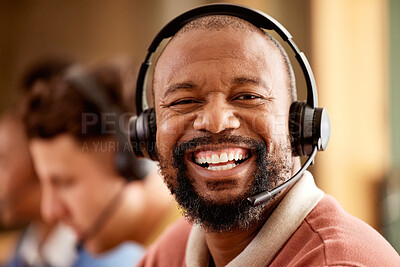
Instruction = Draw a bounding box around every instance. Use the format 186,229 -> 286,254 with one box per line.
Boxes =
170,99 -> 200,106
235,94 -> 261,100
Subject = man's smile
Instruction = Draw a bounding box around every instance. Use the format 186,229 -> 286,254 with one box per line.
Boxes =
184,145 -> 255,179
191,147 -> 250,171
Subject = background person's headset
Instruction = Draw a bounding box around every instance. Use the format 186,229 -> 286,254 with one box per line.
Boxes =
129,3 -> 331,206
65,65 -> 152,182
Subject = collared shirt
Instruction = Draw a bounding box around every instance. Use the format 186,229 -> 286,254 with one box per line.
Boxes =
8,223 -> 78,267
185,171 -> 323,266
139,171 -> 400,266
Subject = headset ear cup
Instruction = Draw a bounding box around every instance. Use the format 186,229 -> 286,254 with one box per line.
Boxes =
312,107 -> 331,151
128,108 -> 157,160
289,102 -> 304,156
129,115 -> 143,157
289,102 -> 331,157
144,108 -> 157,160
289,101 -> 315,156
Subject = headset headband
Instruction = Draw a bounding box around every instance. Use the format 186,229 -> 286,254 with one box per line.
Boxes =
130,3 -> 331,205
136,3 -> 318,114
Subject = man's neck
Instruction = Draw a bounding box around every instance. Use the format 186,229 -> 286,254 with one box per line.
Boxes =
85,175 -> 175,253
203,184 -> 292,267
196,159 -> 303,266
84,181 -> 126,253
31,219 -> 54,248
204,218 -> 266,267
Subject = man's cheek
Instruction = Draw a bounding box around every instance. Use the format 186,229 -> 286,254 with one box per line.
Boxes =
157,118 -> 186,155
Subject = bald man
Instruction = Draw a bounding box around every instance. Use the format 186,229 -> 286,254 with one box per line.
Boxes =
138,11 -> 400,267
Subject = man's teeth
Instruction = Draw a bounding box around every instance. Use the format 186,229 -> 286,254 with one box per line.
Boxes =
194,152 -> 249,165
207,164 -> 236,171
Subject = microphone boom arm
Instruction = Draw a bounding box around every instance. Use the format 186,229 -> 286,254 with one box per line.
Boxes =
247,146 -> 318,207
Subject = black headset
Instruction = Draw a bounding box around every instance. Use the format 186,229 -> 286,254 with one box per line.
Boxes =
65,65 -> 152,182
129,3 -> 331,206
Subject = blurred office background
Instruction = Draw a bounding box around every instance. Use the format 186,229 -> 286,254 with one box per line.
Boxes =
0,0 -> 399,262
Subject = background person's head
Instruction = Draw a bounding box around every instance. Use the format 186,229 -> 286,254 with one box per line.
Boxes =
153,15 -> 297,232
23,64 -> 131,242
0,109 -> 42,227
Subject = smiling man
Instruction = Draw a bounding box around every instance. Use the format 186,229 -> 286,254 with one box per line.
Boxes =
138,9 -> 399,267
155,18 -> 294,233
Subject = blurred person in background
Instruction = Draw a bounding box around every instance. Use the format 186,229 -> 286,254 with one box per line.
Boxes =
22,61 -> 179,266
0,106 -> 78,267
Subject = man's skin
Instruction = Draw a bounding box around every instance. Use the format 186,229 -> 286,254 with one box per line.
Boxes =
0,113 -> 54,262
0,114 -> 44,228
153,26 -> 301,266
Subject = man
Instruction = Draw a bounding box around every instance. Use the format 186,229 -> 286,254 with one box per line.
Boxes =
0,109 -> 78,267
23,62 -> 179,266
138,13 -> 400,266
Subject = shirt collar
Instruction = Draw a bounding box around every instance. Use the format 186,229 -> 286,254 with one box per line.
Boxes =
185,171 -> 324,267
18,223 -> 78,267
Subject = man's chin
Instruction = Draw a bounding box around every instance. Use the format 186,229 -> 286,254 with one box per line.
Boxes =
197,190 -> 249,206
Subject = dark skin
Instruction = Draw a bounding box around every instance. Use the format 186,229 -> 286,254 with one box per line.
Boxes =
154,28 -> 300,267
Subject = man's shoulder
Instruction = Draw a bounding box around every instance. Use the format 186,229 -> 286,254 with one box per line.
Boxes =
138,218 -> 192,267
273,194 -> 400,266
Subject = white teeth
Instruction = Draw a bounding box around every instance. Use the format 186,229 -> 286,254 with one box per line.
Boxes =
211,154 -> 219,163
220,153 -> 228,163
195,151 -> 249,166
207,163 -> 237,171
208,166 -> 220,171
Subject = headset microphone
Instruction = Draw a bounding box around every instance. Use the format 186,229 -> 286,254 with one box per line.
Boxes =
247,148 -> 318,206
76,184 -> 125,249
130,3 -> 331,207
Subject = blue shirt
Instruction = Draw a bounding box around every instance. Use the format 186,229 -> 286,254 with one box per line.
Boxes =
73,242 -> 145,267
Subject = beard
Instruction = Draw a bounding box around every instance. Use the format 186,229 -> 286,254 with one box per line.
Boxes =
157,135 -> 292,233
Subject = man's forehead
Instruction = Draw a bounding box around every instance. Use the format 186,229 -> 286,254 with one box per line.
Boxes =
156,16 -> 279,69
154,28 -> 281,83
174,14 -> 262,37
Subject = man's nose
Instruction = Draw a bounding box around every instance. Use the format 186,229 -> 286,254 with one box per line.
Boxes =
41,187 -> 67,224
193,95 -> 240,133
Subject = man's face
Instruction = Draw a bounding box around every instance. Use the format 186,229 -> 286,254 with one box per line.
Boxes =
153,28 -> 293,231
0,118 -> 41,226
30,134 -> 124,239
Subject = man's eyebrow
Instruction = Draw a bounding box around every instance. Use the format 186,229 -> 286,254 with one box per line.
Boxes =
163,82 -> 196,99
232,77 -> 265,87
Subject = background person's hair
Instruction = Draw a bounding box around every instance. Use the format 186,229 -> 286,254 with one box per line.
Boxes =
21,57 -> 75,92
22,63 -> 129,141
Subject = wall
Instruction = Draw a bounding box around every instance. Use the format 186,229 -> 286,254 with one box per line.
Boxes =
311,0 -> 389,230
